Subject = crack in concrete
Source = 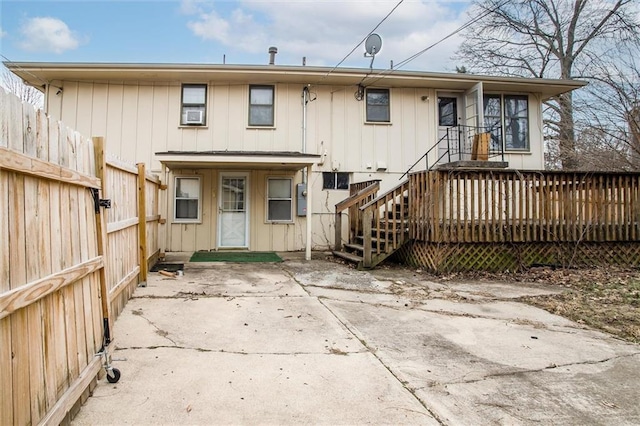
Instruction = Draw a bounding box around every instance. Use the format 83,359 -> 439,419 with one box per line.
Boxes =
131,294 -> 306,300
114,345 -> 368,356
315,295 -> 586,335
450,352 -> 640,385
131,310 -> 178,346
301,283 -> 395,296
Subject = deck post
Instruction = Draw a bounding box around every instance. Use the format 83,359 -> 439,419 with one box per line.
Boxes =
305,164 -> 313,261
363,209 -> 373,268
334,212 -> 342,251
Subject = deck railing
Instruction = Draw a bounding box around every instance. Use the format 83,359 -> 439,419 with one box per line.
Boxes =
409,169 -> 640,243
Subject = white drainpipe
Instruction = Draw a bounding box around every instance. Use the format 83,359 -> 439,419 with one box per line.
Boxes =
302,86 -> 309,183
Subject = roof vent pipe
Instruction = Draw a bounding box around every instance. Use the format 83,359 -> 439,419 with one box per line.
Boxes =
268,46 -> 278,65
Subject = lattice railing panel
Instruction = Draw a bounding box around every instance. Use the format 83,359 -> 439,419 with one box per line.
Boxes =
394,241 -> 640,273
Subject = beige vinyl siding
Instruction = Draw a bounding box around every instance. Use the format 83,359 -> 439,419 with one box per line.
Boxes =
166,169 -> 217,252
45,78 -> 548,252
50,82 -> 304,169
164,169 -> 303,252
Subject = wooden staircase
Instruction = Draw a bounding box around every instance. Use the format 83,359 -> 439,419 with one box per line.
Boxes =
332,179 -> 411,269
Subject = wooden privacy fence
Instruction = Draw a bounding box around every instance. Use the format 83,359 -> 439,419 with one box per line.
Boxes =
0,89 -> 160,425
409,169 -> 640,243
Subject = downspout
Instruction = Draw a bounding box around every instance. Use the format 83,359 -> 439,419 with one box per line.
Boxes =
302,85 -> 309,182
302,85 -> 311,260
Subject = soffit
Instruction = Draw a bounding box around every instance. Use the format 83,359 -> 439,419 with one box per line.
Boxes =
156,151 -> 321,171
6,62 -> 587,99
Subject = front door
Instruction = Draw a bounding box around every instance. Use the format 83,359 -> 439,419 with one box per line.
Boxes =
437,94 -> 461,163
218,173 -> 249,248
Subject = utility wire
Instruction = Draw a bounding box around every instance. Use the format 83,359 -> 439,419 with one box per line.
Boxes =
360,0 -> 509,88
1,54 -> 50,87
313,0 -> 404,86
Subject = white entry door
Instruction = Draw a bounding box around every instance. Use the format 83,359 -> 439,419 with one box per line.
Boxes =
218,173 -> 249,248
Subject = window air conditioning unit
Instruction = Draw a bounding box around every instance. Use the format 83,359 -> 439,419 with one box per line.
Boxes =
185,110 -> 204,125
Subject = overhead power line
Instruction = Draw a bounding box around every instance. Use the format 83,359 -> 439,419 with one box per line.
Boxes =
361,0 -> 509,87
313,0 -> 404,86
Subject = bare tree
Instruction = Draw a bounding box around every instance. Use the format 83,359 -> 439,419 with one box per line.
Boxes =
576,45 -> 640,170
455,0 -> 640,170
2,66 -> 44,108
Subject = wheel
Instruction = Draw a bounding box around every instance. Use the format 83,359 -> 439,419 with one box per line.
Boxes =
106,368 -> 121,383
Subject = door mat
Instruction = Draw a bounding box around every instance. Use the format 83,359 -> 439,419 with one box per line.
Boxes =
189,251 -> 283,263
150,262 -> 184,272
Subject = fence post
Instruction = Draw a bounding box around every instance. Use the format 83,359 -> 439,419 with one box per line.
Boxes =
92,136 -> 113,343
137,163 -> 148,286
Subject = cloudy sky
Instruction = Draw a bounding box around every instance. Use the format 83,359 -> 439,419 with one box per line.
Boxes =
0,0 -> 472,72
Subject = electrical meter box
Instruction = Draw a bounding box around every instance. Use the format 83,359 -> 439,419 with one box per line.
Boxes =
297,183 -> 307,216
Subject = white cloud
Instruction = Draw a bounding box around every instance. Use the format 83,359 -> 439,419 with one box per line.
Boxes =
18,17 -> 81,54
0,26 -> 6,38
183,0 -> 471,71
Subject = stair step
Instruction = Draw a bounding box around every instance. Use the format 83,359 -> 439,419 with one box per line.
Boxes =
332,250 -> 363,264
344,243 -> 364,253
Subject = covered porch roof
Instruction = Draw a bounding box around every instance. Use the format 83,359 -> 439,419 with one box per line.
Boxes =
156,151 -> 321,170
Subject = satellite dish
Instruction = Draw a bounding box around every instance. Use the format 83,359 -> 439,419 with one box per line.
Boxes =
364,33 -> 382,56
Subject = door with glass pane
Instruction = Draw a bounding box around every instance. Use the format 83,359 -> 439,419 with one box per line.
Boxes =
437,94 -> 461,163
218,174 -> 248,248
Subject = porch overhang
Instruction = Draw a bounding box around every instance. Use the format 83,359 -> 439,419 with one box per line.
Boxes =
156,150 -> 321,170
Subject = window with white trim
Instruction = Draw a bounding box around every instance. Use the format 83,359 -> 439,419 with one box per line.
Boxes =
181,84 -> 207,126
366,88 -> 390,122
322,172 -> 350,190
174,176 -> 201,222
249,85 -> 275,126
267,178 -> 292,222
483,94 -> 529,151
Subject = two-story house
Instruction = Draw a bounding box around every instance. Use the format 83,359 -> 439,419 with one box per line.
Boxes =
6,61 -> 585,257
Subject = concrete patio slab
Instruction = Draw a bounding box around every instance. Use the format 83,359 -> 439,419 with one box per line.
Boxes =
72,253 -> 640,425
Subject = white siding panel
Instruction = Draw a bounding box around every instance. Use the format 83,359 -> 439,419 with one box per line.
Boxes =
227,85 -> 247,150
151,85 -> 170,170
166,86 -> 182,152
91,84 -> 108,139
105,84 -> 124,156
120,85 -> 139,163
76,82 -> 94,138
211,85 -> 230,150
60,81 -> 79,130
136,85 -> 154,167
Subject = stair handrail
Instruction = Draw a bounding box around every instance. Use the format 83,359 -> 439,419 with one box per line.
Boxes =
359,180 -> 408,211
400,133 -> 448,180
334,180 -> 380,251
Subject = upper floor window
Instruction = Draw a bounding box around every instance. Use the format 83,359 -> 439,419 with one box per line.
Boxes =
181,84 -> 207,126
249,85 -> 275,126
366,88 -> 390,123
483,94 -> 529,151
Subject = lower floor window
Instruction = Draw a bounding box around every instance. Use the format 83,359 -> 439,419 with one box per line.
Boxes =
322,172 -> 350,190
267,178 -> 292,222
174,176 -> 201,221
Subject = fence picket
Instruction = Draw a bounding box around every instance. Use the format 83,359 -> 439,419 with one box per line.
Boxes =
1,89 -> 161,425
